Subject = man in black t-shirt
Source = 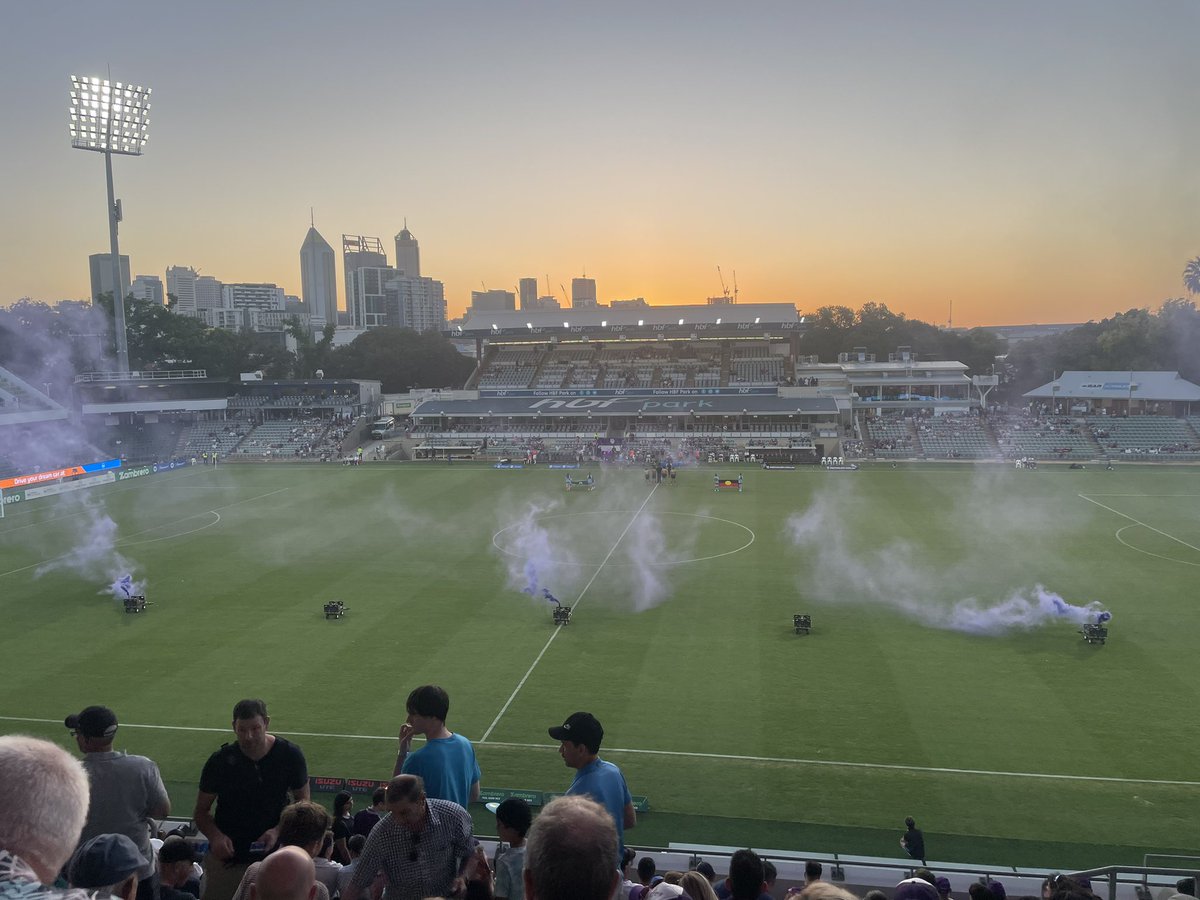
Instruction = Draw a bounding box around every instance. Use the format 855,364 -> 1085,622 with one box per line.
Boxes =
193,699 -> 309,900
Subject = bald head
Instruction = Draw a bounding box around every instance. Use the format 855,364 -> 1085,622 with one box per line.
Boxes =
251,847 -> 317,900
523,795 -> 619,900
0,735 -> 90,884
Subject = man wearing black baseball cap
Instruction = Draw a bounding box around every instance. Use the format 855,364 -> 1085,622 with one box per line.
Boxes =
547,711 -> 635,865
65,706 -> 170,900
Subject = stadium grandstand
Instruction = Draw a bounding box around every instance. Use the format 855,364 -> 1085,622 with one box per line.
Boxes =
7,369 -> 385,469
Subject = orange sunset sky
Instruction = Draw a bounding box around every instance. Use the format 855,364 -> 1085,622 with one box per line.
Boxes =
2,1 -> 1198,327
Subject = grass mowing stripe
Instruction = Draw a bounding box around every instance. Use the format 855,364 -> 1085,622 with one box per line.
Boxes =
480,482 -> 660,743
3,715 -> 1194,787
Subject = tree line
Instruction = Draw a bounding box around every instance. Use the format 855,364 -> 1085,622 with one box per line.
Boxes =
0,294 -> 475,395
2,256 -> 1199,402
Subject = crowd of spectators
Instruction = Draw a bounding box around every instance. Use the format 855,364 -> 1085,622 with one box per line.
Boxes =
2,712 -> 1193,900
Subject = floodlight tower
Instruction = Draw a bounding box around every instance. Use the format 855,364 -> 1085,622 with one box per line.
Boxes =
69,75 -> 152,373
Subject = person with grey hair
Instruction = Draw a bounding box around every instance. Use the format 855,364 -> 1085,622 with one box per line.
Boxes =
0,735 -> 94,900
522,795 -> 619,900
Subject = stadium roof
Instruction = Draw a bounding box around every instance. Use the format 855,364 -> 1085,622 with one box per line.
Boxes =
411,393 -> 839,418
1024,371 -> 1200,401
455,303 -> 801,337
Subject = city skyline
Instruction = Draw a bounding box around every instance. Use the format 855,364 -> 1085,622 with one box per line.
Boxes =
2,1 -> 1198,327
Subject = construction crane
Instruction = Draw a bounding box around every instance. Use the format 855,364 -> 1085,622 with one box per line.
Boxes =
732,269 -> 739,304
717,266 -> 732,302
560,283 -> 569,305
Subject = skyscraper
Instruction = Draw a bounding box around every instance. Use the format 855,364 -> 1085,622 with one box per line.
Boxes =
300,226 -> 338,327
195,275 -> 224,310
130,274 -> 164,305
89,253 -> 131,302
386,274 -> 447,332
519,277 -> 538,310
394,225 -> 420,277
571,276 -> 597,308
470,290 -> 516,311
223,283 -> 285,314
348,266 -> 399,329
165,265 -> 199,312
343,235 -> 387,327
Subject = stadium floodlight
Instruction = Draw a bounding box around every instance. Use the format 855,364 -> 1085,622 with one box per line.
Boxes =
70,75 -> 153,373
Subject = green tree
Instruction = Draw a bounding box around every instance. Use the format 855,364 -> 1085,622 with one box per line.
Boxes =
324,327 -> 474,392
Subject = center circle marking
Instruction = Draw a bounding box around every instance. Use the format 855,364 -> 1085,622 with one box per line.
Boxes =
492,510 -> 755,568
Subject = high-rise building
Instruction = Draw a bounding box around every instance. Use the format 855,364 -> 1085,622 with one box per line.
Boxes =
571,277 -> 597,308
385,274 -> 446,332
224,283 -> 286,314
348,266 -> 400,329
519,277 -> 538,310
89,253 -> 131,302
195,308 -> 244,330
343,235 -> 387,326
394,225 -> 420,277
471,289 -> 516,312
130,274 -> 165,305
300,226 -> 338,327
195,276 -> 224,310
165,265 -> 199,312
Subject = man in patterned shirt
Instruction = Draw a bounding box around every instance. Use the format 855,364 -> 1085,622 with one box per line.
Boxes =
0,735 -> 97,900
341,776 -> 474,900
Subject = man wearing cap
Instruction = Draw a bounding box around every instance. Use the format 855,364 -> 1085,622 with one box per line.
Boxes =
65,706 -> 171,900
0,735 -> 95,900
547,712 -> 635,865
69,834 -> 144,900
193,700 -> 309,900
158,837 -> 202,900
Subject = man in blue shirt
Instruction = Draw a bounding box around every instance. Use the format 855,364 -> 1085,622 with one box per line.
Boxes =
393,685 -> 481,809
547,712 -> 635,863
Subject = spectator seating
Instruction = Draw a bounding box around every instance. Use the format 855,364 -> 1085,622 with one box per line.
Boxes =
865,415 -> 917,458
1087,415 -> 1200,459
176,421 -> 250,458
914,414 -> 998,460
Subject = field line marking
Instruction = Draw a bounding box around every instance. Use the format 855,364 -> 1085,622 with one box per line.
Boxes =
0,488 -> 291,580
1,715 -> 1193,787
1078,493 -> 1200,555
479,483 -> 660,743
0,468 -> 209,534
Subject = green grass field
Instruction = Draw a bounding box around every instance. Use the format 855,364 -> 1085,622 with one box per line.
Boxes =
2,461 -> 1199,868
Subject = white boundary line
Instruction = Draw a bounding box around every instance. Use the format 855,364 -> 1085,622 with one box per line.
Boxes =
0,488 -> 290,580
479,483 -> 660,742
1078,493 -> 1200,562
2,714 -> 1194,787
